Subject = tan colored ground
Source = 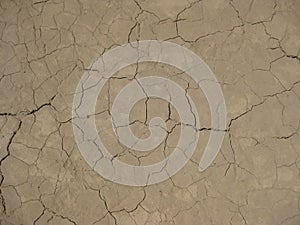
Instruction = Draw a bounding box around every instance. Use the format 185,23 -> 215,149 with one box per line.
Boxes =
1,0 -> 300,224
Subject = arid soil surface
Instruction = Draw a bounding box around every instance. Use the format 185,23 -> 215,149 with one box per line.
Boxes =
0,0 -> 300,224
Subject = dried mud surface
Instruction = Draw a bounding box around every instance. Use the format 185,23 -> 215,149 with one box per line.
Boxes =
0,0 -> 300,224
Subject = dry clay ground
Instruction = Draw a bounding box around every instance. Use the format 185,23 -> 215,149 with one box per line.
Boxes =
0,0 -> 300,224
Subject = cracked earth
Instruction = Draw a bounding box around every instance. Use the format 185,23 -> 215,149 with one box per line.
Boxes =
0,0 -> 300,224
